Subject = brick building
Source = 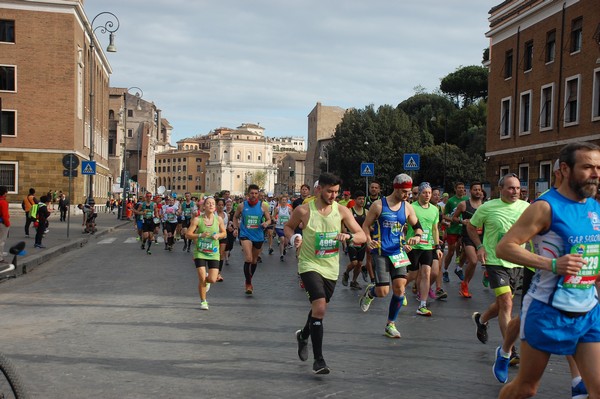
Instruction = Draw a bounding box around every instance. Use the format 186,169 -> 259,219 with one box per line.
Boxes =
0,0 -> 115,203
154,149 -> 209,197
485,0 -> 600,197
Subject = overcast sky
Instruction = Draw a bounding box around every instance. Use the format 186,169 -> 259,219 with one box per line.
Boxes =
84,0 -> 497,143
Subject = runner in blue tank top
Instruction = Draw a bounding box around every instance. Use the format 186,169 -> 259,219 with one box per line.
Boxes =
359,173 -> 425,339
233,184 -> 272,295
496,142 -> 600,398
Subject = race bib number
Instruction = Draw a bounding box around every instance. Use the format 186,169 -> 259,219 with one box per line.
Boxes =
166,212 -> 177,222
563,244 -> 600,289
145,209 -> 153,219
389,251 -> 411,268
196,237 -> 218,254
314,232 -> 339,258
184,206 -> 192,217
153,217 -> 160,224
279,215 -> 290,225
420,229 -> 431,245
245,215 -> 260,229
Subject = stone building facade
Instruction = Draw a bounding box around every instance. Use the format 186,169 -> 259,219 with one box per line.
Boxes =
0,0 -> 114,204
154,149 -> 209,197
485,0 -> 600,197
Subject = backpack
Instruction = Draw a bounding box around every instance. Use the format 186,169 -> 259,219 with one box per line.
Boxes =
21,199 -> 26,210
30,203 -> 39,220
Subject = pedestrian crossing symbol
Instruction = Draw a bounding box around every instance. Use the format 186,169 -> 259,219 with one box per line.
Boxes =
403,153 -> 420,171
360,162 -> 375,177
81,160 -> 97,175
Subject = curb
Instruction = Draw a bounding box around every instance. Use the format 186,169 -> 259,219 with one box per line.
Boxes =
12,221 -> 131,277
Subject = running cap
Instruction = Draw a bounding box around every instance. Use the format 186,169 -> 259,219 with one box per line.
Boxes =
418,182 -> 431,193
343,191 -> 350,196
553,159 -> 560,172
392,173 -> 412,189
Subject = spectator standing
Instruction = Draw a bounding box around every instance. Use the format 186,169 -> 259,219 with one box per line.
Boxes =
0,186 -> 10,264
58,193 -> 69,222
23,188 -> 37,237
35,195 -> 51,248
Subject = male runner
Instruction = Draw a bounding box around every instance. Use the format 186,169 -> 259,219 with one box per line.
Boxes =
363,181 -> 382,282
272,195 -> 291,262
233,184 -> 271,295
359,173 -> 424,338
452,181 -> 484,298
136,192 -> 159,255
430,187 -> 448,300
405,182 -> 443,316
468,174 -> 529,362
442,182 -> 468,282
494,145 -> 599,398
179,192 -> 198,252
284,173 -> 366,374
341,191 -> 367,290
161,196 -> 179,251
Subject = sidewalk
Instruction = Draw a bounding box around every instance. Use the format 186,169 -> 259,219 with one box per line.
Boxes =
2,206 -> 131,277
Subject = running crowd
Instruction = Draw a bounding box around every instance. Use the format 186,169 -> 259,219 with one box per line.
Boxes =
119,142 -> 599,398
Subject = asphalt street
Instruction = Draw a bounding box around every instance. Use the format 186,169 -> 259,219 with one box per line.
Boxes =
0,222 -> 574,398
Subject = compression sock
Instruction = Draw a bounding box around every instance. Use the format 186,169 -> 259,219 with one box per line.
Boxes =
301,310 -> 312,339
146,240 -> 152,250
387,294 -> 403,322
243,262 -> 251,284
309,316 -> 324,360
219,260 -> 224,272
251,263 -> 257,276
368,285 -> 377,299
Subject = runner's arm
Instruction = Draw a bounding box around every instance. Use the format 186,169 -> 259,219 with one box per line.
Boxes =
262,203 -> 271,227
339,206 -> 366,245
185,217 -> 200,241
451,201 -> 466,224
362,200 -> 381,249
496,201 -> 584,276
284,205 -> 307,247
232,203 -> 243,237
215,216 -> 227,240
405,203 -> 424,245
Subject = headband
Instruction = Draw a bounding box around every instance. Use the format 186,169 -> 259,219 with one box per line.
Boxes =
393,182 -> 413,189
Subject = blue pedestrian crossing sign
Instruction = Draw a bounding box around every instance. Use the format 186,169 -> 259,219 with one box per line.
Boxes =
360,162 -> 375,177
403,153 -> 420,171
81,160 -> 96,175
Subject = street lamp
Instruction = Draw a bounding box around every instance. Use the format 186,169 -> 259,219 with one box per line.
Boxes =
87,11 -> 119,204
121,87 -> 143,219
431,115 -> 448,192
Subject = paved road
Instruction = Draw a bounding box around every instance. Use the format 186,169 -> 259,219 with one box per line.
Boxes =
0,225 -> 572,398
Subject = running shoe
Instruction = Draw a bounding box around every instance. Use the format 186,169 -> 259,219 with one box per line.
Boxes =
206,283 -> 211,293
245,283 -> 253,295
403,296 -> 408,306
359,284 -> 374,312
572,379 -> 589,399
482,270 -> 490,288
141,243 -> 145,250
443,271 -> 449,282
280,255 -> 285,262
295,329 -> 308,361
349,281 -> 361,290
146,249 -> 151,255
200,301 -> 209,310
258,256 -> 262,263
435,288 -> 448,300
493,346 -> 510,383
283,248 -> 287,256
269,248 -> 274,255
454,267 -> 465,281
384,322 -> 401,338
472,312 -> 488,344
216,275 -> 224,282
509,347 -> 520,366
416,306 -> 432,317
313,358 -> 330,374
361,266 -> 368,282
459,281 -> 472,298
342,271 -> 349,286
182,243 -> 187,251
428,288 -> 437,300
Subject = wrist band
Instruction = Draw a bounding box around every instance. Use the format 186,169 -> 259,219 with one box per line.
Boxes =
290,233 -> 302,244
551,258 -> 557,274
476,244 -> 484,250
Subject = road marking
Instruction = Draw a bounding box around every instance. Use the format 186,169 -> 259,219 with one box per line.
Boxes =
98,238 -> 117,245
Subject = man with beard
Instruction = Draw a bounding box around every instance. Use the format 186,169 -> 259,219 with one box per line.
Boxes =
442,182 -> 469,282
284,173 -> 366,374
452,182 -> 485,298
496,143 -> 600,398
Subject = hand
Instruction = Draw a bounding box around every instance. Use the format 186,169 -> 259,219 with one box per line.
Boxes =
404,244 -> 412,252
436,249 -> 443,260
335,233 -> 350,241
406,236 -> 420,245
556,254 -> 586,276
477,247 -> 487,264
367,240 -> 380,250
233,229 -> 238,238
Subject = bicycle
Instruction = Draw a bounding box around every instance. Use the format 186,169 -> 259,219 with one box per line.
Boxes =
0,241 -> 29,399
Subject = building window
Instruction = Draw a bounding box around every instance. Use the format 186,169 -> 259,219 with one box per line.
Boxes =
0,162 -> 17,193
127,129 -> 133,138
0,109 -> 15,137
0,65 -> 16,91
247,153 -> 252,161
540,84 -> 554,130
593,68 -> 600,120
196,166 -> 202,172
500,97 -> 511,138
545,30 -> 556,63
236,152 -> 241,160
258,153 -> 262,161
571,17 -> 583,53
182,165 -> 186,172
564,75 -> 580,125
0,20 -> 15,43
188,175 -> 192,181
500,166 -> 510,180
519,91 -> 532,135
519,164 -> 529,189
196,158 -> 201,162
539,161 -> 552,183
524,41 -> 533,71
504,50 -> 513,79
127,109 -> 133,117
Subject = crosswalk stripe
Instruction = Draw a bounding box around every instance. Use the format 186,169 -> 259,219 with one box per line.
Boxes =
98,238 -> 117,245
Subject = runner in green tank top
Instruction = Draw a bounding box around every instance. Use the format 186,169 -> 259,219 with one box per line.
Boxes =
186,197 -> 226,310
284,173 -> 366,375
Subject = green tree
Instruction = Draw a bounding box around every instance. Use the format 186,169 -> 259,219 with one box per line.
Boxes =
440,65 -> 488,107
253,171 -> 267,190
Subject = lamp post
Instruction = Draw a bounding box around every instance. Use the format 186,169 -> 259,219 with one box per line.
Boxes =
87,11 -> 119,204
121,87 -> 143,219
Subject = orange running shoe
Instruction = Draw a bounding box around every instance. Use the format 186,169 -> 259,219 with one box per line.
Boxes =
459,281 -> 472,298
